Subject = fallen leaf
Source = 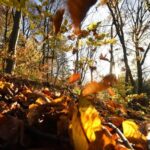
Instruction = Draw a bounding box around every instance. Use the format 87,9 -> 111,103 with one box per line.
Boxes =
89,127 -> 116,149
36,97 -> 47,105
107,87 -> 115,96
79,102 -> 102,142
115,144 -> 129,150
108,116 -> 124,127
122,120 -> 146,140
53,96 -> 65,103
122,120 -> 147,149
70,108 -> 89,150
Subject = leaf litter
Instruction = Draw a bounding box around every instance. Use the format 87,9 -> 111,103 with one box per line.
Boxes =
0,74 -> 149,150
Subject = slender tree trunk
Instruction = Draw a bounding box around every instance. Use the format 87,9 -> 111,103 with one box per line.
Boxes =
135,41 -> 143,93
3,7 -> 9,43
107,2 -> 135,90
74,39 -> 79,73
5,10 -> 22,74
109,23 -> 114,74
22,15 -> 25,36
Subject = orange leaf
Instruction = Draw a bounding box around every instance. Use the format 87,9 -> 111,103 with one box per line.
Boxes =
89,127 -> 116,149
68,73 -> 81,83
82,81 -> 107,96
53,9 -> 65,34
108,116 -> 124,127
67,0 -> 97,34
115,144 -> 129,150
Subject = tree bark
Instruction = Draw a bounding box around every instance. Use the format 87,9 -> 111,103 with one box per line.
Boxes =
5,10 -> 22,74
135,41 -> 143,93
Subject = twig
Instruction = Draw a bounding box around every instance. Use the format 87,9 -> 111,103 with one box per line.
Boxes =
105,122 -> 134,150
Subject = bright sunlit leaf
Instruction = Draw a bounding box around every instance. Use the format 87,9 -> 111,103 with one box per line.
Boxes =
70,108 -> 89,150
79,104 -> 102,142
36,97 -> 46,105
122,120 -> 146,141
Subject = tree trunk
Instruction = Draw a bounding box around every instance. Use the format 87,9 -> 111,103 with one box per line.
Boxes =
135,42 -> 143,93
109,23 -> 114,74
107,3 -> 135,90
5,10 -> 22,74
3,7 -> 9,43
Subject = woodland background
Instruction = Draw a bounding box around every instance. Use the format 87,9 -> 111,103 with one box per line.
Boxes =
0,0 -> 150,149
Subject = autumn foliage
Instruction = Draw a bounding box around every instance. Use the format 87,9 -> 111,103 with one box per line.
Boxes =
0,74 -> 149,149
0,0 -> 149,149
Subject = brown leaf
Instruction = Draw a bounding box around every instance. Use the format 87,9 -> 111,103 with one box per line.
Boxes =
67,0 -> 97,34
68,73 -> 81,84
108,116 -> 124,127
102,74 -> 117,86
53,9 -> 65,34
99,53 -> 110,62
137,47 -> 145,52
89,127 -> 116,149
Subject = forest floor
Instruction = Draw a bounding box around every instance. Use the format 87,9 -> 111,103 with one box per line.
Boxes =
0,74 -> 149,150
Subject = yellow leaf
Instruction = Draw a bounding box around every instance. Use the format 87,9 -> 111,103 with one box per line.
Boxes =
53,96 -> 65,103
70,108 -> 89,150
36,97 -> 46,105
122,120 -> 146,141
79,104 -> 101,142
70,98 -> 102,150
0,81 -> 4,89
28,103 -> 38,109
